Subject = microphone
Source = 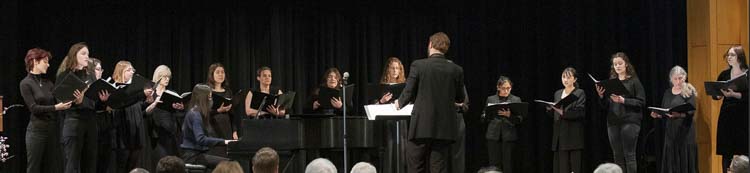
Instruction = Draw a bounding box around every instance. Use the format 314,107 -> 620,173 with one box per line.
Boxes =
342,72 -> 350,85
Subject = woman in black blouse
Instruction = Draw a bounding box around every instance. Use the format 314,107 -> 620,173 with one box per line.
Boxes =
20,48 -> 71,173
714,45 -> 749,172
547,67 -> 586,173
56,42 -> 101,173
207,63 -> 234,140
650,65 -> 698,173
595,52 -> 645,173
307,68 -> 345,115
148,65 -> 184,159
244,66 -> 285,119
110,61 -> 159,172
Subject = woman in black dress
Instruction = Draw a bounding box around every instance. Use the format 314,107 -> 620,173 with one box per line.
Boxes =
650,65 -> 698,173
110,61 -> 159,172
20,48 -> 71,173
205,63 -> 234,157
148,65 -> 185,159
713,45 -> 749,172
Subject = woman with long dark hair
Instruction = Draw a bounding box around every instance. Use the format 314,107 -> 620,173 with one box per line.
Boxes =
181,84 -> 235,169
713,45 -> 749,172
595,52 -> 646,173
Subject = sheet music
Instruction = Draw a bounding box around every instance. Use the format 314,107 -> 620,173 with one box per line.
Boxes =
364,104 -> 413,120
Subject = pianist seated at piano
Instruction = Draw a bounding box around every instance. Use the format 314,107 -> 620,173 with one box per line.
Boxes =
306,67 -> 350,115
244,66 -> 285,119
181,84 -> 237,169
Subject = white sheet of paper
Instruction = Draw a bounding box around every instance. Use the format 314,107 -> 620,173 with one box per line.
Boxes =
364,104 -> 413,120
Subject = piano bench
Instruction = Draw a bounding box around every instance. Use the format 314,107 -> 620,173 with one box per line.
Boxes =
185,163 -> 207,173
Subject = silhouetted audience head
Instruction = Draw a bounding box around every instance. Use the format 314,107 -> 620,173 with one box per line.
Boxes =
349,162 -> 376,173
157,156 -> 186,173
212,161 -> 243,173
730,155 -> 749,173
594,163 -> 623,173
130,168 -> 150,173
305,158 -> 337,173
476,166 -> 501,173
253,147 -> 279,173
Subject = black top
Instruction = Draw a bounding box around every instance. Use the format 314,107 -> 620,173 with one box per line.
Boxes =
598,77 -> 646,126
485,94 -> 522,141
20,73 -> 58,124
57,69 -> 97,120
660,89 -> 696,142
551,88 -> 586,151
397,53 -> 465,141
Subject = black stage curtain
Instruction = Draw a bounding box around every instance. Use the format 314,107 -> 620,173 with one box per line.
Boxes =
0,0 -> 686,172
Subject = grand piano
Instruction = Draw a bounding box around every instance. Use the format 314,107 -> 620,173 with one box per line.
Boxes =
227,115 -> 408,173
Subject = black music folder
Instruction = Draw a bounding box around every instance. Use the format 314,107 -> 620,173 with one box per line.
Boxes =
589,73 -> 631,96
648,103 -> 696,116
211,94 -> 233,110
534,94 -> 579,108
704,71 -> 748,96
485,102 -> 529,117
318,85 -> 354,109
367,83 -> 405,103
53,72 -> 90,102
106,74 -> 151,109
85,77 -> 119,101
158,90 -> 191,111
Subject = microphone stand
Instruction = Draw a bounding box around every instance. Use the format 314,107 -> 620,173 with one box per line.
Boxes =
342,78 -> 349,173
255,96 -> 267,119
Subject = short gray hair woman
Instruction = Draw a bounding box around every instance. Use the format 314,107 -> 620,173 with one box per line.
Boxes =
350,162 -> 376,173
730,155 -> 749,173
594,163 -> 623,173
305,158 -> 337,173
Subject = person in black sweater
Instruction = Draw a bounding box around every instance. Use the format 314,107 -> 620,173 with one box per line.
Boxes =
713,45 -> 749,173
595,52 -> 646,173
89,58 -> 117,173
650,65 -> 698,173
306,67 -> 345,115
56,42 -> 101,173
546,67 -> 586,173
483,76 -> 522,173
20,48 -> 72,173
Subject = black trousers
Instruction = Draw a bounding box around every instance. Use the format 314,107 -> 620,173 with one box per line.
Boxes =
182,149 -> 230,169
63,118 -> 98,173
451,115 -> 466,173
607,123 -> 640,173
405,139 -> 451,173
487,140 -> 514,173
26,121 -> 63,173
553,149 -> 581,173
96,112 -> 116,173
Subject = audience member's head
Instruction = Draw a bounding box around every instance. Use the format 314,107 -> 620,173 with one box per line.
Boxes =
730,155 -> 750,173
212,161 -> 243,173
305,158 -> 337,173
594,163 -> 623,173
130,168 -> 150,173
476,166 -> 501,173
253,147 -> 280,173
156,156 -> 186,173
350,162 -> 376,173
